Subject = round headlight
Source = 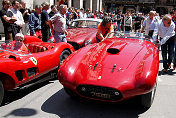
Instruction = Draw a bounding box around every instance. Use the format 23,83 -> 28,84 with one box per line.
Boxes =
114,92 -> 119,96
84,40 -> 92,46
82,87 -> 86,91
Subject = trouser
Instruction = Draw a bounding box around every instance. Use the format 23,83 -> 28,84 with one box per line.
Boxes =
5,31 -> 13,43
117,23 -> 121,31
125,26 -> 131,32
161,36 -> 174,69
41,27 -> 50,42
22,22 -> 30,35
148,30 -> 154,38
173,35 -> 176,66
54,31 -> 67,43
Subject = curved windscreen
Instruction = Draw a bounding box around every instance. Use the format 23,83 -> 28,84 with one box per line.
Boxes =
68,19 -> 101,28
106,31 -> 152,42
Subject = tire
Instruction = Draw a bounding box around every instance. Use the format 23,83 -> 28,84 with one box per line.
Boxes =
64,87 -> 78,98
0,81 -> 4,106
141,83 -> 157,108
59,50 -> 71,67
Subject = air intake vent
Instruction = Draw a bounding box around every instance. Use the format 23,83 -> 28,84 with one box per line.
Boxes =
107,48 -> 120,54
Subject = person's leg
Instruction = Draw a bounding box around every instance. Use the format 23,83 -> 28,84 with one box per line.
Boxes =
117,23 -> 120,31
5,31 -> 13,43
168,37 -> 175,68
161,43 -> 168,70
41,28 -> 50,42
173,35 -> 176,68
54,32 -> 62,43
61,34 -> 67,42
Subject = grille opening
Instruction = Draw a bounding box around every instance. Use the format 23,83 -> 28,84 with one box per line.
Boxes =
107,48 -> 120,54
27,67 -> 37,77
77,85 -> 122,101
15,70 -> 24,81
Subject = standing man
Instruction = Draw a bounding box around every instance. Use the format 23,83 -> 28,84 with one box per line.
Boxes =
20,0 -> 30,35
153,14 -> 175,73
28,5 -> 42,39
124,11 -> 132,32
41,2 -> 50,42
48,4 -> 68,43
134,13 -> 143,32
172,8 -> 176,69
10,0 -> 24,35
141,11 -> 158,37
0,0 -> 17,42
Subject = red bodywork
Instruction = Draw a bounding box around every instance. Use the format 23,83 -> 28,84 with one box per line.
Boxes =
58,36 -> 159,102
0,35 -> 74,90
67,28 -> 98,49
66,18 -> 102,50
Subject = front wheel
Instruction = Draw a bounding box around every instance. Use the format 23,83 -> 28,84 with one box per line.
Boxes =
141,83 -> 157,108
59,50 -> 71,67
0,81 -> 4,106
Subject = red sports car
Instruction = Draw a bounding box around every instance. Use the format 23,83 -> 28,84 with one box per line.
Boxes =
0,35 -> 74,105
58,32 -> 159,108
66,18 -> 102,50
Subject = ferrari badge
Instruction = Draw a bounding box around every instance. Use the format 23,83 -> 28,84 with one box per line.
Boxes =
29,57 -> 37,65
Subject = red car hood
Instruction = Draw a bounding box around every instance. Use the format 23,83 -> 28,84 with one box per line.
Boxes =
79,39 -> 144,69
60,38 -> 146,88
66,28 -> 97,43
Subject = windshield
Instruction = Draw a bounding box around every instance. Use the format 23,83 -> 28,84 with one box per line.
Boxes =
107,31 -> 152,42
0,41 -> 31,55
69,20 -> 101,28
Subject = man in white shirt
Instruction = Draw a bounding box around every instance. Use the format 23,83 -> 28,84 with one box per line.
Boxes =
10,0 -> 24,35
48,4 -> 68,43
153,14 -> 175,73
141,11 -> 158,37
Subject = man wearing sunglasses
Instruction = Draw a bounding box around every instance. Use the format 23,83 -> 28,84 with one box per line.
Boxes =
153,14 -> 175,73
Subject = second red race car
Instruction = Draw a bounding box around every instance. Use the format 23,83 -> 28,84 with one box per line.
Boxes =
0,35 -> 74,105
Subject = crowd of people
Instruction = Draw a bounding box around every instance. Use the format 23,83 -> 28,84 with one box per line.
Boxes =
1,0 -> 176,74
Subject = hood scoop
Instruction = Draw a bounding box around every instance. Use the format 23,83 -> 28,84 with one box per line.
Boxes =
9,55 -> 21,61
107,48 -> 120,54
107,41 -> 127,54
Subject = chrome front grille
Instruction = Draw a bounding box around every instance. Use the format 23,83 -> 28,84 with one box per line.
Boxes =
77,85 -> 122,101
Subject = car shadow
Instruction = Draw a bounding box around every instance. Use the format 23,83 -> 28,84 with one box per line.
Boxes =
41,88 -> 149,118
1,79 -> 55,106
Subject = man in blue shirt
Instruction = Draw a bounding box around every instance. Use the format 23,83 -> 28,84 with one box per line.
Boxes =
28,5 -> 42,39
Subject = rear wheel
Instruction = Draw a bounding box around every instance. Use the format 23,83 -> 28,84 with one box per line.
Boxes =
0,81 -> 4,106
59,50 -> 71,67
141,83 -> 157,108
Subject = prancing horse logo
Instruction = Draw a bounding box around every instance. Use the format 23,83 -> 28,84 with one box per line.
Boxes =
29,57 -> 37,65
